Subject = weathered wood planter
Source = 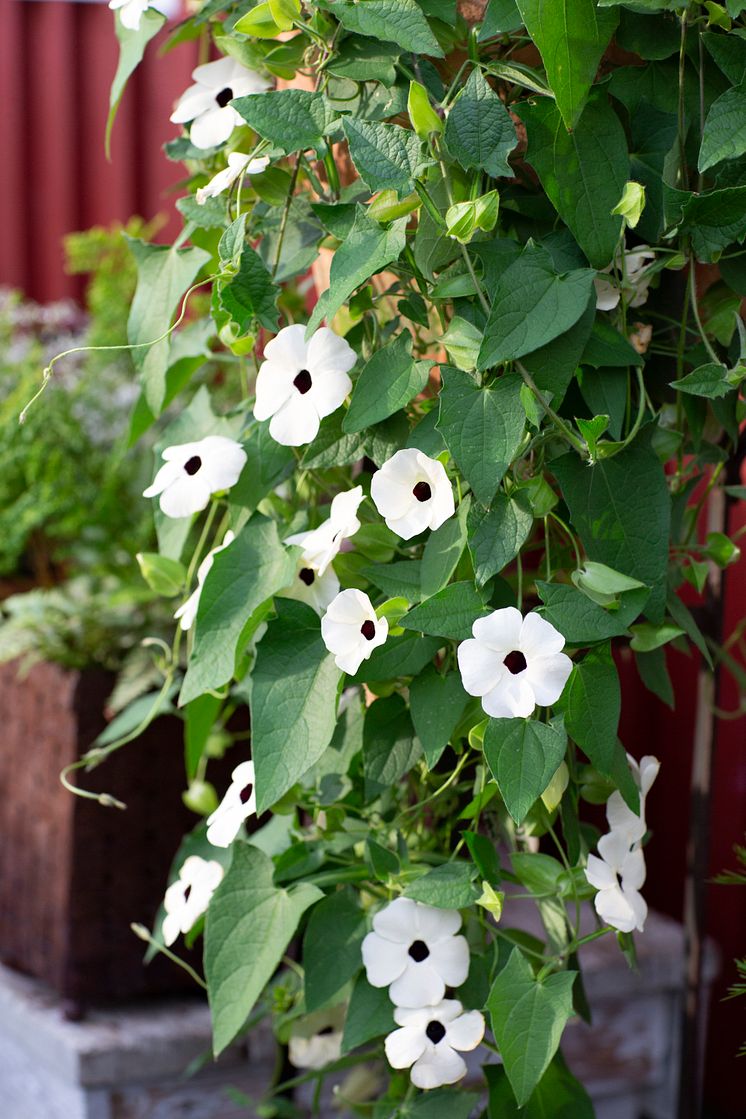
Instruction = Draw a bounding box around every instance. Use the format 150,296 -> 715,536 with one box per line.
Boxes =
0,658 -> 198,1007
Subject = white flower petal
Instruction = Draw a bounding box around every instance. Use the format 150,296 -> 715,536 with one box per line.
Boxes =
519,611 -> 566,658
482,674 -> 535,719
306,326 -> 357,375
585,852 -> 617,892
372,896 -> 419,943
456,640 -> 504,698
525,651 -> 573,706
411,1045 -> 466,1089
427,935 -> 470,988
170,85 -> 216,124
471,607 -> 523,653
389,960 -> 446,1008
190,106 -> 236,150
264,323 -> 309,367
620,846 -> 647,892
385,1026 -> 427,1069
269,394 -> 322,446
598,828 -> 633,871
362,931 -> 408,987
306,367 -> 352,420
196,436 -> 247,491
594,883 -> 640,933
159,475 -> 212,518
445,1009 -> 485,1052
413,903 -> 462,943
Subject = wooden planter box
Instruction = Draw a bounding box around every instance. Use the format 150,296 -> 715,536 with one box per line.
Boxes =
0,658 -> 202,1008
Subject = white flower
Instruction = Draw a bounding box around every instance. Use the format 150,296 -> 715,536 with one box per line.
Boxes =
288,1029 -> 343,1070
161,855 -> 224,946
585,831 -> 649,934
174,530 -> 235,631
585,754 -> 660,934
109,0 -> 153,31
605,754 -> 660,842
282,559 -> 340,616
457,607 -> 573,719
595,248 -> 656,311
143,436 -> 247,519
206,761 -> 256,848
170,57 -> 270,150
254,324 -> 356,446
385,999 -> 484,1089
196,153 -> 270,205
288,1008 -> 345,1070
285,486 -> 364,575
371,449 -> 454,540
361,897 -> 470,1008
321,589 -> 388,675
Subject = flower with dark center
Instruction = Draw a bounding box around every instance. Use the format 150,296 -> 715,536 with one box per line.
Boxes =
321,589 -> 388,674
145,436 -> 246,519
285,486 -> 364,576
254,324 -> 356,446
361,897 -> 469,1008
162,856 -> 224,947
196,153 -> 270,206
458,606 -> 573,720
299,568 -> 315,586
384,999 -> 485,1089
371,447 -> 454,540
170,57 -> 270,150
206,760 -> 257,848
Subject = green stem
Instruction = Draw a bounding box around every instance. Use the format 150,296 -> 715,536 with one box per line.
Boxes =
516,362 -> 589,458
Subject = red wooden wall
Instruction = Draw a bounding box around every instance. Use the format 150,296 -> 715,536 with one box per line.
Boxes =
0,0 -> 197,303
1,2 -> 744,1113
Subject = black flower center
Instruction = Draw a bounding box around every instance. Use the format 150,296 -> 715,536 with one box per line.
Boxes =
293,368 -> 313,394
299,568 -> 315,586
215,86 -> 234,108
183,884 -> 192,903
184,455 -> 202,476
239,782 -> 254,805
412,480 -> 432,503
503,650 -> 527,675
360,620 -> 376,641
408,939 -> 430,962
426,1020 -> 446,1045
318,1026 -> 334,1036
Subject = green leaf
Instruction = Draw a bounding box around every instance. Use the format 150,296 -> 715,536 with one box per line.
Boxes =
478,242 -> 596,367
136,552 -> 185,597
363,559 -> 424,601
228,423 -> 294,525
401,581 -> 489,641
303,888 -> 367,1012
664,183 -> 746,262
220,244 -> 279,333
484,718 -> 568,824
516,0 -> 618,129
486,1055 -> 595,1119
353,631 -> 442,682
409,666 -> 470,767
344,334 -> 428,432
251,600 -> 342,812
703,30 -> 746,85
107,10 -> 166,157
582,318 -> 643,368
327,0 -> 444,57
409,79 -> 443,138
363,694 -> 422,797
438,368 -> 526,504
126,238 -> 210,415
444,68 -> 518,177
421,497 -> 470,596
308,209 -> 408,332
341,973 -> 395,1053
205,844 -> 321,1054
699,82 -> 746,174
635,646 -> 674,707
180,516 -> 296,705
232,89 -> 332,153
301,411 -> 366,469
563,644 -> 620,774
443,316 -> 483,371
536,580 -> 649,644
343,119 -> 427,194
487,948 -> 576,1106
518,96 -> 629,269
405,862 -> 480,908
670,362 -> 734,398
185,693 -> 222,781
553,440 -> 671,621
480,0 -> 523,37
402,1090 -> 482,1119
467,494 -> 534,586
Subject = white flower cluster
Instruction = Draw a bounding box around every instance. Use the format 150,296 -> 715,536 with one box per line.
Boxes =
595,246 -> 656,312
362,898 -> 484,1089
584,755 -> 660,933
161,855 -> 224,947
